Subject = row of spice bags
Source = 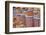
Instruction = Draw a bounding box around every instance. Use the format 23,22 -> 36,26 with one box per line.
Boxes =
13,7 -> 40,28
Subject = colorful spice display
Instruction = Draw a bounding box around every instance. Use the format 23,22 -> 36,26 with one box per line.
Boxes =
13,7 -> 40,28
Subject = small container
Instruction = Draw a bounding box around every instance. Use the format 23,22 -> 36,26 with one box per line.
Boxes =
33,17 -> 40,27
25,16 -> 33,27
13,7 -> 16,17
14,14 -> 26,28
